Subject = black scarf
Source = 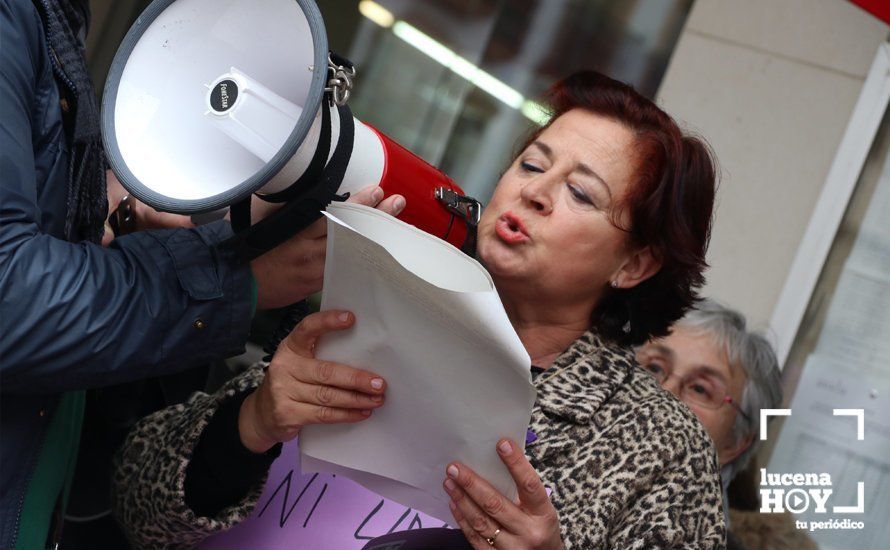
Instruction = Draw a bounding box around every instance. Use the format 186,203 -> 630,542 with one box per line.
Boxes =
32,0 -> 107,243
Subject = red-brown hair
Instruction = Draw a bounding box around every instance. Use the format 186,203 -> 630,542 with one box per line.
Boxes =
523,71 -> 717,345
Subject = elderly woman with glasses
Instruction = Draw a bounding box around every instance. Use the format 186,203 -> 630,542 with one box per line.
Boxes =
635,299 -> 783,517
113,72 -> 725,549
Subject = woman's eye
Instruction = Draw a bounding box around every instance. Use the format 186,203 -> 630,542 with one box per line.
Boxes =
520,161 -> 544,173
645,363 -> 664,376
689,382 -> 714,398
568,184 -> 594,205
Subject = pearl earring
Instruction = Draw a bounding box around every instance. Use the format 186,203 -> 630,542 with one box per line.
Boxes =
611,280 -> 619,289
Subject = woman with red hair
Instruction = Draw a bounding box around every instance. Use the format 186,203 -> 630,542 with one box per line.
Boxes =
113,72 -> 724,548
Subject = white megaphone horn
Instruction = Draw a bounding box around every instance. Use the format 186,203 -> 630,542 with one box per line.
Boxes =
101,0 -> 480,258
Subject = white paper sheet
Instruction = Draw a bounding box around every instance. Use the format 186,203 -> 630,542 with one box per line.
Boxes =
298,203 -> 536,521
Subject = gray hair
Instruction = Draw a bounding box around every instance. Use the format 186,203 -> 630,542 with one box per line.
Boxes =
676,299 -> 783,479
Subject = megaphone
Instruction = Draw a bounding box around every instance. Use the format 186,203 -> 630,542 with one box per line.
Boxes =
101,0 -> 479,257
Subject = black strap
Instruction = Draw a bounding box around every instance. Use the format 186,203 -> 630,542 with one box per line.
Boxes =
256,102 -> 355,364
229,195 -> 251,234
460,199 -> 480,256
221,102 -> 355,263
229,94 -> 335,234
461,222 -> 478,257
435,188 -> 481,257
259,97 -> 333,204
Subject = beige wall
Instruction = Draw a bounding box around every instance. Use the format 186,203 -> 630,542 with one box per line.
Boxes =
656,0 -> 887,333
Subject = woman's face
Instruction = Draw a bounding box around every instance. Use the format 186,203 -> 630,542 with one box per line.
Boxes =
635,326 -> 751,466
477,109 -> 647,310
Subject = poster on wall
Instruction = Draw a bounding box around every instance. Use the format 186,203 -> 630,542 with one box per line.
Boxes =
768,147 -> 890,549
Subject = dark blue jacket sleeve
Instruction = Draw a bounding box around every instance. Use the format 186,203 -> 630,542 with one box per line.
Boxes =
0,0 -> 254,394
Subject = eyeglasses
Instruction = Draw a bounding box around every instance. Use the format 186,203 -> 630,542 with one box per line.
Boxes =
640,362 -> 752,424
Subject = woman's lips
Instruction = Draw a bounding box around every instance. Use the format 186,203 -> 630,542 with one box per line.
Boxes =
495,213 -> 530,244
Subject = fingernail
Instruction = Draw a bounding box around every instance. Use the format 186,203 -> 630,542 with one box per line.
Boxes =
393,196 -> 406,215
498,440 -> 513,455
444,478 -> 456,492
370,378 -> 384,390
447,465 -> 459,479
338,312 -> 350,323
372,187 -> 384,202
361,409 -> 372,416
448,500 -> 457,511
371,394 -> 383,402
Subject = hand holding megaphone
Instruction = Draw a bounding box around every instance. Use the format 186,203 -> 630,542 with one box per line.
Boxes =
102,170 -> 195,247
101,0 -> 479,262
251,184 -> 405,310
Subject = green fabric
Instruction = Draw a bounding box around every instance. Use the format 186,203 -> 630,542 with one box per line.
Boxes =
14,391 -> 85,550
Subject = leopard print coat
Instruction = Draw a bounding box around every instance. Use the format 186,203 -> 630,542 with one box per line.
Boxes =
112,330 -> 726,548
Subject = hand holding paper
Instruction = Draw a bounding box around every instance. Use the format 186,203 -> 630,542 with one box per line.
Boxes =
299,202 -> 536,521
250,184 -> 406,310
203,202 -> 537,549
444,438 -> 564,549
237,310 -> 387,454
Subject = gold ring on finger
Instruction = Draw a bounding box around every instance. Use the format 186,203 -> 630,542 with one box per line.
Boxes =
485,528 -> 501,547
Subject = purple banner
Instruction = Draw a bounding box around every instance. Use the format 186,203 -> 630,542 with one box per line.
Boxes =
200,440 -> 450,549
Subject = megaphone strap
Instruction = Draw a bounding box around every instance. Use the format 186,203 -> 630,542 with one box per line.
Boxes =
257,97 -> 334,206
229,196 -> 252,235
434,188 -> 481,256
230,91 -> 334,235
221,102 -> 355,263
